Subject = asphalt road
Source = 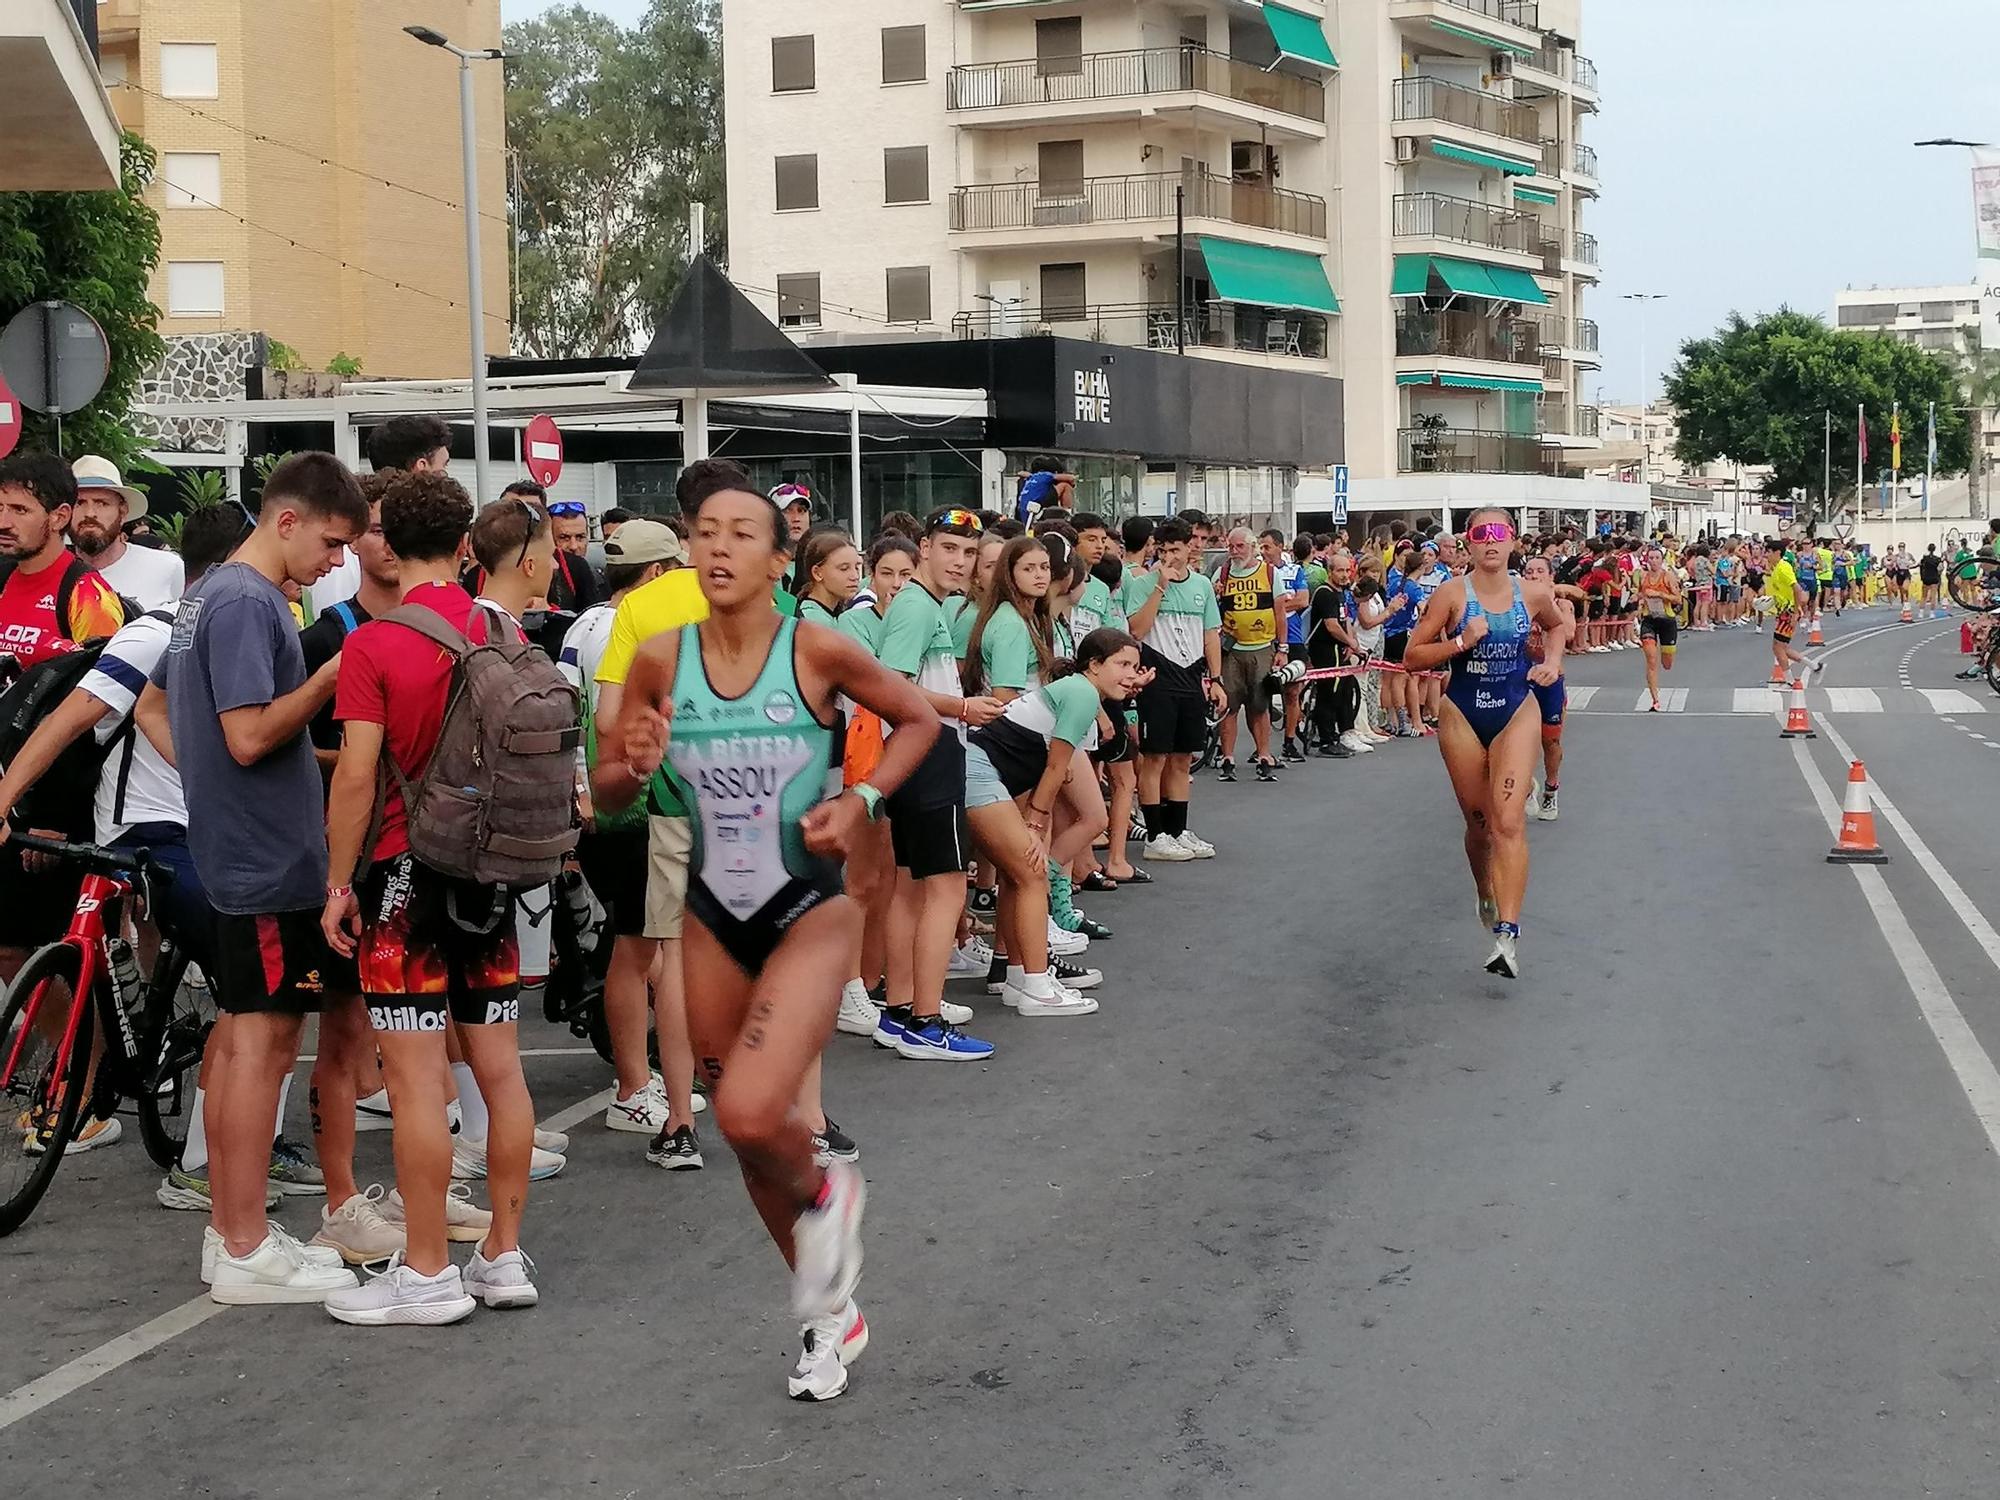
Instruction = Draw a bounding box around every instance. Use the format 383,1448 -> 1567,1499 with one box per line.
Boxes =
5,606 -> 2000,1499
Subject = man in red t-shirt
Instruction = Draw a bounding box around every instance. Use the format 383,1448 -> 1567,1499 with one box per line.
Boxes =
0,451 -> 126,669
320,471 -> 545,1326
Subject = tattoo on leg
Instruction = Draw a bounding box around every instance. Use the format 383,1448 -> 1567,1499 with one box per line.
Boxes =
701,1055 -> 724,1082
308,1084 -> 323,1139
1472,809 -> 1487,827
743,995 -> 775,1052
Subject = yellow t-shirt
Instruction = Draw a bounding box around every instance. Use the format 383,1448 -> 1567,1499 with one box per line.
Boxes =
1768,556 -> 1797,611
595,567 -> 708,688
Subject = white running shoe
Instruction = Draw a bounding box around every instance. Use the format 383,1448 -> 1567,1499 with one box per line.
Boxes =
208,1225 -> 360,1304
1144,834 -> 1194,862
1536,788 -> 1560,822
1485,932 -> 1521,979
324,1255 -> 476,1327
1178,830 -> 1217,859
1339,731 -> 1374,754
450,1136 -> 567,1182
382,1182 -> 492,1243
939,998 -> 974,1025
835,981 -> 882,1036
1047,921 -> 1090,957
1008,981 -> 1100,1018
312,1186 -> 409,1265
792,1161 -> 865,1321
946,942 -> 989,978
464,1245 -> 540,1309
447,1099 -> 569,1154
203,1222 -> 344,1285
788,1299 -> 869,1401
354,1088 -> 394,1133
604,1081 -> 670,1135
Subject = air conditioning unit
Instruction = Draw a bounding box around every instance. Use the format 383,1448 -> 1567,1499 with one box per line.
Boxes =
1395,138 -> 1418,163
1490,53 -> 1514,77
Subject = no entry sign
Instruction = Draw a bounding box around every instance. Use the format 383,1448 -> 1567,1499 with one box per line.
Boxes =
524,413 -> 564,488
0,373 -> 19,460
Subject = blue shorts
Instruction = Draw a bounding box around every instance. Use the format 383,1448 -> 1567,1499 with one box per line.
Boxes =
964,743 -> 1013,810
1531,676 -> 1566,730
1798,576 -> 1818,595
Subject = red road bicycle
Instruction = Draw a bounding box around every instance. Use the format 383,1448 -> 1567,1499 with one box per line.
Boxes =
0,834 -> 212,1235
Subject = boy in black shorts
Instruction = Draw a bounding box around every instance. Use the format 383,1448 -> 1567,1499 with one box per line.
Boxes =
1126,519 -> 1225,861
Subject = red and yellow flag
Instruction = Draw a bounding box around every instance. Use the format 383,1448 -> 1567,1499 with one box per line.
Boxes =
1890,406 -> 1902,471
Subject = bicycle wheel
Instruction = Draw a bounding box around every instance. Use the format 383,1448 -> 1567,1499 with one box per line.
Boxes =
1948,566 -> 1990,612
136,946 -> 212,1171
0,943 -> 93,1236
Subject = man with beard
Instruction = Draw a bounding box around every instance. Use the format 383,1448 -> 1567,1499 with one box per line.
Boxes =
71,456 -> 186,609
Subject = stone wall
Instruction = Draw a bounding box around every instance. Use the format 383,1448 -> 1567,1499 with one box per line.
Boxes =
133,331 -> 266,453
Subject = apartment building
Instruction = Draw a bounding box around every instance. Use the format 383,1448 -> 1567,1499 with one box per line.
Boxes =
1835,283 -> 2000,480
721,0 -> 1610,523
96,0 -> 509,378
6,0 -> 121,188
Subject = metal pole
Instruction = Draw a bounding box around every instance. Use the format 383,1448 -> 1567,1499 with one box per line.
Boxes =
1823,409 -> 1831,520
457,54 -> 492,506
849,380 -> 864,539
1175,184 -> 1187,355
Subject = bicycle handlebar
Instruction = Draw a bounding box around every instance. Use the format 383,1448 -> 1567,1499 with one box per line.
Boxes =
5,831 -> 151,876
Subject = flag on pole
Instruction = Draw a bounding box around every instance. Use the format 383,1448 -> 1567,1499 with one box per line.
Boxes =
1858,404 -> 1868,469
1891,404 -> 1902,472
1926,400 -> 1937,516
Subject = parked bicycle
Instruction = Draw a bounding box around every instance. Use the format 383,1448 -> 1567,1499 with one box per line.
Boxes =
0,834 -> 212,1235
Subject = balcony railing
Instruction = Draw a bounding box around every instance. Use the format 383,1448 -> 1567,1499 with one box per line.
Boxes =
1390,77 -> 1539,146
1522,46 -> 1598,93
1574,317 -> 1599,350
1573,142 -> 1599,178
951,170 -> 1326,238
1538,317 -> 1601,352
1431,0 -> 1540,29
947,45 -> 1325,123
1539,136 -> 1562,176
1399,426 -> 1557,475
948,300 -> 1328,360
1395,309 -> 1541,365
1538,398 -> 1601,437
1575,55 -> 1598,91
1537,231 -> 1598,269
1392,192 -> 1538,254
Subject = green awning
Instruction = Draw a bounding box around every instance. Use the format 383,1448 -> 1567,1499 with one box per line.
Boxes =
1432,20 -> 1536,57
1397,373 -> 1545,394
1262,3 -> 1338,69
1430,141 -> 1538,177
1513,185 -> 1558,206
1432,256 -> 1500,298
1198,236 -> 1339,314
1483,264 -> 1550,305
1391,255 -> 1432,297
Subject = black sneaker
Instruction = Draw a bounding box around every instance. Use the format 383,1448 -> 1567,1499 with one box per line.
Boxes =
1255,758 -> 1279,782
1319,741 -> 1354,758
813,1118 -> 859,1165
1283,738 -> 1306,764
985,954 -> 1009,994
967,884 -> 999,918
1052,955 -> 1104,990
646,1124 -> 705,1171
1217,757 -> 1237,782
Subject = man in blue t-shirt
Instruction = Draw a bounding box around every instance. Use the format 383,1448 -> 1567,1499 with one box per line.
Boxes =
1265,530 -> 1312,760
1014,456 -> 1074,524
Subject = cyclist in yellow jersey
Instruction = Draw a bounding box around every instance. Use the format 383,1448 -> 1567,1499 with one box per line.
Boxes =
1213,526 -> 1287,782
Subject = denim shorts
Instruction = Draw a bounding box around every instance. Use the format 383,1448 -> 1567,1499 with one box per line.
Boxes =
964,743 -> 1014,810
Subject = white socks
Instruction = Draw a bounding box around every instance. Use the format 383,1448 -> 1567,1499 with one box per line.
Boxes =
183,1085 -> 209,1173
451,1062 -> 490,1141
274,1075 -> 292,1138
1020,970 -> 1056,1000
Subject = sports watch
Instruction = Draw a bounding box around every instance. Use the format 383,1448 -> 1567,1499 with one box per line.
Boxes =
851,783 -> 885,821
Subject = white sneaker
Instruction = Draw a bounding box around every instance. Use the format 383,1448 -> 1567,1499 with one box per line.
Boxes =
208,1225 -> 360,1304
354,1088 -> 394,1132
464,1245 -> 540,1309
946,943 -> 988,977
1536,788 -> 1559,822
835,981 -> 881,1036
1047,920 -> 1090,957
383,1182 -> 492,1244
792,1161 -> 865,1321
604,1081 -> 669,1135
202,1222 -> 345,1285
939,998 -> 974,1025
1339,731 -> 1374,754
447,1098 -> 568,1155
324,1254 -> 476,1327
1006,980 -> 1100,1018
788,1299 -> 869,1401
1144,834 -> 1194,862
1484,931 -> 1521,979
451,1135 -> 566,1182
312,1186 -> 409,1265
1178,830 -> 1217,859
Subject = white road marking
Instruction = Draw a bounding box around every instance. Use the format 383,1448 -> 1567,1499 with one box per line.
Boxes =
1814,715 -> 2000,978
1629,688 -> 1688,712
1787,740 -> 2000,1163
1566,685 -> 1598,711
1823,687 -> 1882,713
1920,689 -> 1986,714
0,1297 -> 226,1434
1732,688 -> 1782,714
0,1081 -> 613,1428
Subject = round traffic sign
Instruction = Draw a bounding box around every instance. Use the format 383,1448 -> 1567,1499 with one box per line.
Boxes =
523,413 -> 564,488
0,300 -> 110,415
0,373 -> 20,460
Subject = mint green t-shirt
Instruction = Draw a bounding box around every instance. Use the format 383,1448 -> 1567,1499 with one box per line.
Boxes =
979,600 -> 1042,692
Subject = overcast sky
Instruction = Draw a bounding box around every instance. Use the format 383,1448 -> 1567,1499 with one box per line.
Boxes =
504,0 -> 1996,403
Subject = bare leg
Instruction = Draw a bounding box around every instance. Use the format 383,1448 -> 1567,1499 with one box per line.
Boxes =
1105,760 -> 1138,878
456,1017 -> 532,1259
310,993 -> 366,1205
212,1012 -> 305,1257
1482,707 -> 1543,924
653,937 -> 695,1131
1435,702 -> 1495,908
373,1033 -> 453,1274
605,932 -> 660,1104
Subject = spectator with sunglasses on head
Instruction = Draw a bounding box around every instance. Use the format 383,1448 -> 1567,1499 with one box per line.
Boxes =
501,481 -> 600,615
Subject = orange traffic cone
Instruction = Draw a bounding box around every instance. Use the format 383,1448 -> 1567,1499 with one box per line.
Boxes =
1899,598 -> 1914,624
1807,613 -> 1825,646
1827,760 -> 1888,864
1779,682 -> 1814,738
1767,660 -> 1787,685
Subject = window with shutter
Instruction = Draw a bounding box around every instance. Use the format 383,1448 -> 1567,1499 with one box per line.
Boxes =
775,154 -> 819,211
1041,263 -> 1086,321
884,146 -> 930,205
1035,17 -> 1083,75
777,274 -> 822,328
886,267 -> 932,324
771,35 -> 815,92
881,25 -> 926,84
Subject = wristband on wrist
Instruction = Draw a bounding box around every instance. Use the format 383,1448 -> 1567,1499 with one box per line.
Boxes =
327,884 -> 352,900
1453,633 -> 1467,654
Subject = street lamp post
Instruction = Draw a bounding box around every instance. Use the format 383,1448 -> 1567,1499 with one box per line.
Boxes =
406,24 -> 508,506
1621,292 -> 1667,493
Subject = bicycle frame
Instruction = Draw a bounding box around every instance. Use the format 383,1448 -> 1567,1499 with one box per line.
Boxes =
0,870 -> 127,1101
